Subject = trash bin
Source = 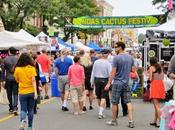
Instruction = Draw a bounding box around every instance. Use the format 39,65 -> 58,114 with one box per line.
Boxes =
51,73 -> 61,97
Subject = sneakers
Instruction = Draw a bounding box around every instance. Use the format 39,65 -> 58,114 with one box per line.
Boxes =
106,120 -> 135,128
19,120 -> 26,130
14,110 -> 18,116
106,120 -> 118,126
89,106 -> 93,110
9,109 -> 13,114
44,95 -> 49,99
73,112 -> 79,115
98,114 -> 105,119
28,127 -> 35,130
83,106 -> 87,111
62,106 -> 69,111
128,121 -> 135,128
79,111 -> 86,115
40,96 -> 43,100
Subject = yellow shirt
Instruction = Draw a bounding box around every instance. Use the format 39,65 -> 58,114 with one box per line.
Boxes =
14,65 -> 36,94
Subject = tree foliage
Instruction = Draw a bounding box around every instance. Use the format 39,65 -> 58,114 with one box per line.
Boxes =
47,0 -> 100,41
0,0 -> 48,31
152,0 -> 166,5
0,0 -> 101,40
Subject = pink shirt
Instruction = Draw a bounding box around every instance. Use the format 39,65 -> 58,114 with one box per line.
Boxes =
37,53 -> 51,73
68,63 -> 85,87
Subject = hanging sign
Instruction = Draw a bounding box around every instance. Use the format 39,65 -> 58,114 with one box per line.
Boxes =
68,14 -> 167,29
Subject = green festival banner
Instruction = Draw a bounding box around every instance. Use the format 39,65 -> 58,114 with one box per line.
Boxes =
68,14 -> 167,28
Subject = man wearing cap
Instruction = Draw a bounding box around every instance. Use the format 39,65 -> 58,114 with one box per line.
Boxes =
89,50 -> 98,64
90,49 -> 112,119
37,48 -> 51,99
1,47 -> 19,115
54,49 -> 73,111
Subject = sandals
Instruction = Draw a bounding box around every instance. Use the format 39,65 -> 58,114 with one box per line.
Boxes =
149,122 -> 156,126
149,122 -> 160,128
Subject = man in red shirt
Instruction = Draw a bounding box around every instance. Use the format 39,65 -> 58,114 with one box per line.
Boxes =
68,56 -> 85,115
37,48 -> 51,99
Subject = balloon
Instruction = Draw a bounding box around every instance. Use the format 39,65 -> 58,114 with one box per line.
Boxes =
162,38 -> 170,46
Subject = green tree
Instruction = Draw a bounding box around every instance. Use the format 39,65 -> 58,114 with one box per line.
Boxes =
152,0 -> 174,12
0,0 -> 100,40
0,0 -> 49,31
45,0 -> 100,41
152,0 -> 166,5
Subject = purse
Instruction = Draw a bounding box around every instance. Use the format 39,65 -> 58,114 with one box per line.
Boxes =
163,74 -> 174,92
130,72 -> 137,79
165,86 -> 173,102
0,87 -> 9,105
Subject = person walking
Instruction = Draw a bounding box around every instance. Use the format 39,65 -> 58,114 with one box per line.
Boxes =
168,54 -> 175,100
105,42 -> 135,128
91,49 -> 112,119
14,53 -> 37,130
37,48 -> 51,99
80,52 -> 94,111
148,57 -> 165,128
32,53 -> 42,114
1,47 -> 19,115
68,56 -> 85,115
54,49 -> 73,111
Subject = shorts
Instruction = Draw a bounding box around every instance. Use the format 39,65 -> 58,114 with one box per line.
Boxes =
94,77 -> 109,99
43,73 -> 49,83
111,83 -> 131,105
58,75 -> 69,93
85,78 -> 93,91
70,86 -> 83,103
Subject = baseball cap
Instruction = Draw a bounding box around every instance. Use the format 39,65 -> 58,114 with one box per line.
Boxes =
100,49 -> 109,54
8,47 -> 17,55
9,47 -> 17,51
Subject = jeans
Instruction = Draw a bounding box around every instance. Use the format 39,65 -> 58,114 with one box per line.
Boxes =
19,93 -> 35,127
5,80 -> 18,111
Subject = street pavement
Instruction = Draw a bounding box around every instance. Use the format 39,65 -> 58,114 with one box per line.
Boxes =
0,98 -> 159,130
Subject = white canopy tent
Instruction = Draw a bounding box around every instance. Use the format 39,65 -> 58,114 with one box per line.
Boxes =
138,18 -> 175,34
0,31 -> 32,48
12,29 -> 46,45
36,32 -> 48,38
0,30 -> 47,49
18,29 -> 44,43
74,41 -> 92,52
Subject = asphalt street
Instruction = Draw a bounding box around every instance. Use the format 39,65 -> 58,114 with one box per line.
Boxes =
0,98 -> 158,130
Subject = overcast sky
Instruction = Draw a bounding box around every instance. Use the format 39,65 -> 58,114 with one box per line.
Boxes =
105,0 -> 164,16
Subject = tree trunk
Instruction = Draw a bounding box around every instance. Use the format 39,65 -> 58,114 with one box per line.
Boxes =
63,32 -> 70,42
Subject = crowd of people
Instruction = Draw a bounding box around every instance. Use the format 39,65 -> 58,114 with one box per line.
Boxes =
1,41 -> 174,130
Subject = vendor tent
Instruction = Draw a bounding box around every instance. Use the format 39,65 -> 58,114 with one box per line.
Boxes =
0,31 -> 46,48
36,32 -> 50,43
65,42 -> 77,51
88,42 -> 101,51
138,18 -> 175,34
153,18 -> 175,31
36,32 -> 48,38
18,29 -> 43,43
74,41 -> 92,52
58,38 -> 76,51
